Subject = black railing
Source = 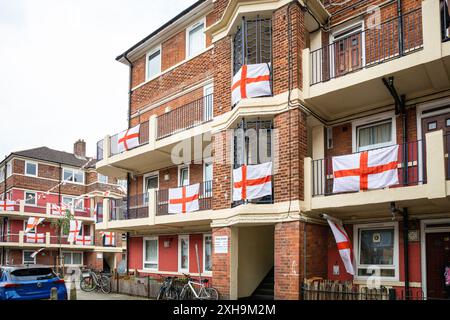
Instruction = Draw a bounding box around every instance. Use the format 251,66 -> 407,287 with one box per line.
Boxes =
97,139 -> 104,161
310,9 -> 423,85
155,181 -> 213,216
312,140 -> 426,197
110,193 -> 149,221
443,0 -> 450,42
156,94 -> 213,140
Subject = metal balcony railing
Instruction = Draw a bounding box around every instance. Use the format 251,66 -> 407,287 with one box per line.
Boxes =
156,94 -> 213,140
155,181 -> 213,216
310,9 -> 423,85
97,139 -> 104,160
109,193 -> 149,221
312,140 -> 426,197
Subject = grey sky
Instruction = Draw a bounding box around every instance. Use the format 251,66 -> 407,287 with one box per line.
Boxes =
0,0 -> 197,160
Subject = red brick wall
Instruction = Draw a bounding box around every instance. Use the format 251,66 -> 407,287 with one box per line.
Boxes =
211,227 -> 231,299
161,30 -> 186,72
212,36 -> 232,116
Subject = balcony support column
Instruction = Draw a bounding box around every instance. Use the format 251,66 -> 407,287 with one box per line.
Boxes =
103,135 -> 111,160
147,190 -> 156,225
149,115 -> 157,149
19,231 -> 24,245
102,197 -> 110,230
425,130 -> 446,199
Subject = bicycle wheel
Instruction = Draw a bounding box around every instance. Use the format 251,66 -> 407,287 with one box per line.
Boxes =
179,284 -> 194,300
201,287 -> 219,300
100,275 -> 112,294
80,277 -> 96,292
165,286 -> 179,300
157,286 -> 166,300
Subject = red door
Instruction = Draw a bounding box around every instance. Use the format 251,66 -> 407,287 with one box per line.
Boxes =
426,232 -> 450,299
334,32 -> 362,77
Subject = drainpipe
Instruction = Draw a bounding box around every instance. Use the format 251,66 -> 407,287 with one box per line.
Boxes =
397,0 -> 404,56
126,172 -> 131,274
124,54 -> 133,128
403,207 -> 410,299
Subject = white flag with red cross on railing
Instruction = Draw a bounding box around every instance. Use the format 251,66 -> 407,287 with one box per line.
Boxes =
231,63 -> 272,105
117,124 -> 140,153
168,183 -> 200,214
24,217 -> 45,234
233,162 -> 272,202
68,220 -> 82,243
332,145 -> 399,193
75,235 -> 92,246
0,200 -> 15,211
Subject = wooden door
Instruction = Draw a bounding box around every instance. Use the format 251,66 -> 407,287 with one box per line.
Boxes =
334,32 -> 362,77
426,232 -> 450,299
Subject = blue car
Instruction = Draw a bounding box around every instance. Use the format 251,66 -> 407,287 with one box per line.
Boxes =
0,265 -> 67,300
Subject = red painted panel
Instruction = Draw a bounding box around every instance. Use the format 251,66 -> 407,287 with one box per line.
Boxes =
189,234 -> 203,274
128,237 -> 143,270
158,235 -> 178,272
327,225 -> 353,281
399,227 -> 422,283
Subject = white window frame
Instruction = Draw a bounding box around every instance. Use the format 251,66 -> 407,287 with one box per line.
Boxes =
186,18 -> 206,59
24,191 -> 37,206
98,173 -> 108,184
62,251 -> 83,266
62,195 -> 84,211
142,171 -> 159,194
329,20 -> 365,79
25,161 -> 38,177
353,222 -> 399,282
23,250 -> 36,265
178,165 -> 190,187
6,161 -> 12,178
143,236 -> 159,271
203,84 -> 214,121
203,234 -> 212,275
62,167 -> 85,185
0,166 -> 5,183
178,235 -> 189,273
145,45 -> 162,82
351,111 -> 396,152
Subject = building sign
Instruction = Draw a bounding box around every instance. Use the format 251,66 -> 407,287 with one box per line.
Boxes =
214,236 -> 228,254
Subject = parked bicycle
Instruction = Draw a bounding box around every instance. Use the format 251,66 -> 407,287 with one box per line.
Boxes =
179,274 -> 218,300
80,269 -> 112,294
156,276 -> 180,300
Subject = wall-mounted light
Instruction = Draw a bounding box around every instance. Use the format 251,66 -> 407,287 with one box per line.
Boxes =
164,174 -> 170,181
164,239 -> 171,248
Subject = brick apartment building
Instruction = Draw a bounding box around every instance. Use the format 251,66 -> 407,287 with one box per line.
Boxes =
95,0 -> 450,299
0,139 -> 125,271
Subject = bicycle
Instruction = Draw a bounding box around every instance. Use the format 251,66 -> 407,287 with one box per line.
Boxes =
80,269 -> 112,294
156,276 -> 180,300
179,274 -> 218,300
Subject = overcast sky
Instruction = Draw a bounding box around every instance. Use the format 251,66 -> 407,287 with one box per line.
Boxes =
0,0 -> 197,160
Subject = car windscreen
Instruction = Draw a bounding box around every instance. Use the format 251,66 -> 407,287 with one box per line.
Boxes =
10,268 -> 56,281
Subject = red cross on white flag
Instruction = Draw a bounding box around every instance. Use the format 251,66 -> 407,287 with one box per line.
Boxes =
332,145 -> 399,193
0,200 -> 15,211
233,162 -> 272,202
118,124 -> 140,153
25,217 -> 45,234
103,232 -> 115,246
168,183 -> 200,214
68,220 -> 82,243
231,63 -> 272,105
326,216 -> 354,275
26,233 -> 46,244
75,235 -> 92,246
50,203 -> 67,217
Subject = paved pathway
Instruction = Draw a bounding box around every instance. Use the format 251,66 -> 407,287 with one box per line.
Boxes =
75,289 -> 151,300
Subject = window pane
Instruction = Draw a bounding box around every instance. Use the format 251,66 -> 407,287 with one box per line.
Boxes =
204,236 -> 212,272
74,198 -> 83,210
180,237 -> 189,270
25,192 -> 36,205
358,122 -> 392,148
188,23 -> 205,57
6,162 -> 12,177
23,251 -> 35,264
72,253 -> 82,265
62,197 -> 72,206
145,239 -> 157,268
145,176 -> 158,191
204,163 -> 213,182
26,163 -> 37,176
99,174 -> 108,183
63,252 -> 72,265
63,169 -> 73,181
74,170 -> 84,183
360,228 -> 394,265
357,268 -> 395,277
147,50 -> 161,79
180,168 -> 189,186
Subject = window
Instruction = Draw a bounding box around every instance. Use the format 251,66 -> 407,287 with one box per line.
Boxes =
63,251 -> 83,265
354,222 -> 399,280
203,84 -> 214,122
144,174 -> 159,192
0,166 -> 4,183
146,48 -> 161,80
187,21 -> 205,57
178,235 -> 189,272
23,251 -> 36,265
63,168 -> 84,184
98,174 -> 108,184
427,121 -> 437,131
25,161 -> 37,177
62,196 -> 83,211
203,234 -> 212,273
327,127 -> 333,149
355,119 -> 394,151
25,191 -> 36,205
203,161 -> 213,196
143,237 -> 158,270
6,161 -> 12,177
178,166 -> 189,187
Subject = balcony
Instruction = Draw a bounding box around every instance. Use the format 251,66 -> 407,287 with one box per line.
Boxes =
303,1 -> 450,120
96,95 -> 213,178
96,181 -> 213,231
303,130 -> 450,218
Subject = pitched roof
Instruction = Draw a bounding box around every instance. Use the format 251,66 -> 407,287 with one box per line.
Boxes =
8,146 -> 97,168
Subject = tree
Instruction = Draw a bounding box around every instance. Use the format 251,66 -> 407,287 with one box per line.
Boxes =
50,209 -> 74,276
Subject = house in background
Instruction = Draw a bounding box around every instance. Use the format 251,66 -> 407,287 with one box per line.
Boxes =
95,0 -> 450,300
0,139 -> 126,272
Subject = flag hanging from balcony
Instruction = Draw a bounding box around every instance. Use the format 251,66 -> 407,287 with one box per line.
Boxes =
76,235 -> 92,246
102,232 -> 115,246
326,215 -> 355,275
30,247 -> 45,259
25,233 -> 45,244
0,200 -> 15,211
332,145 -> 399,193
168,183 -> 200,214
25,217 -> 44,234
68,220 -> 82,243
118,124 -> 140,153
231,63 -> 272,105
233,162 -> 272,202
50,203 -> 68,217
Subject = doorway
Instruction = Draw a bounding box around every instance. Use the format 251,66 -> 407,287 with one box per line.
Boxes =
426,232 -> 450,299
